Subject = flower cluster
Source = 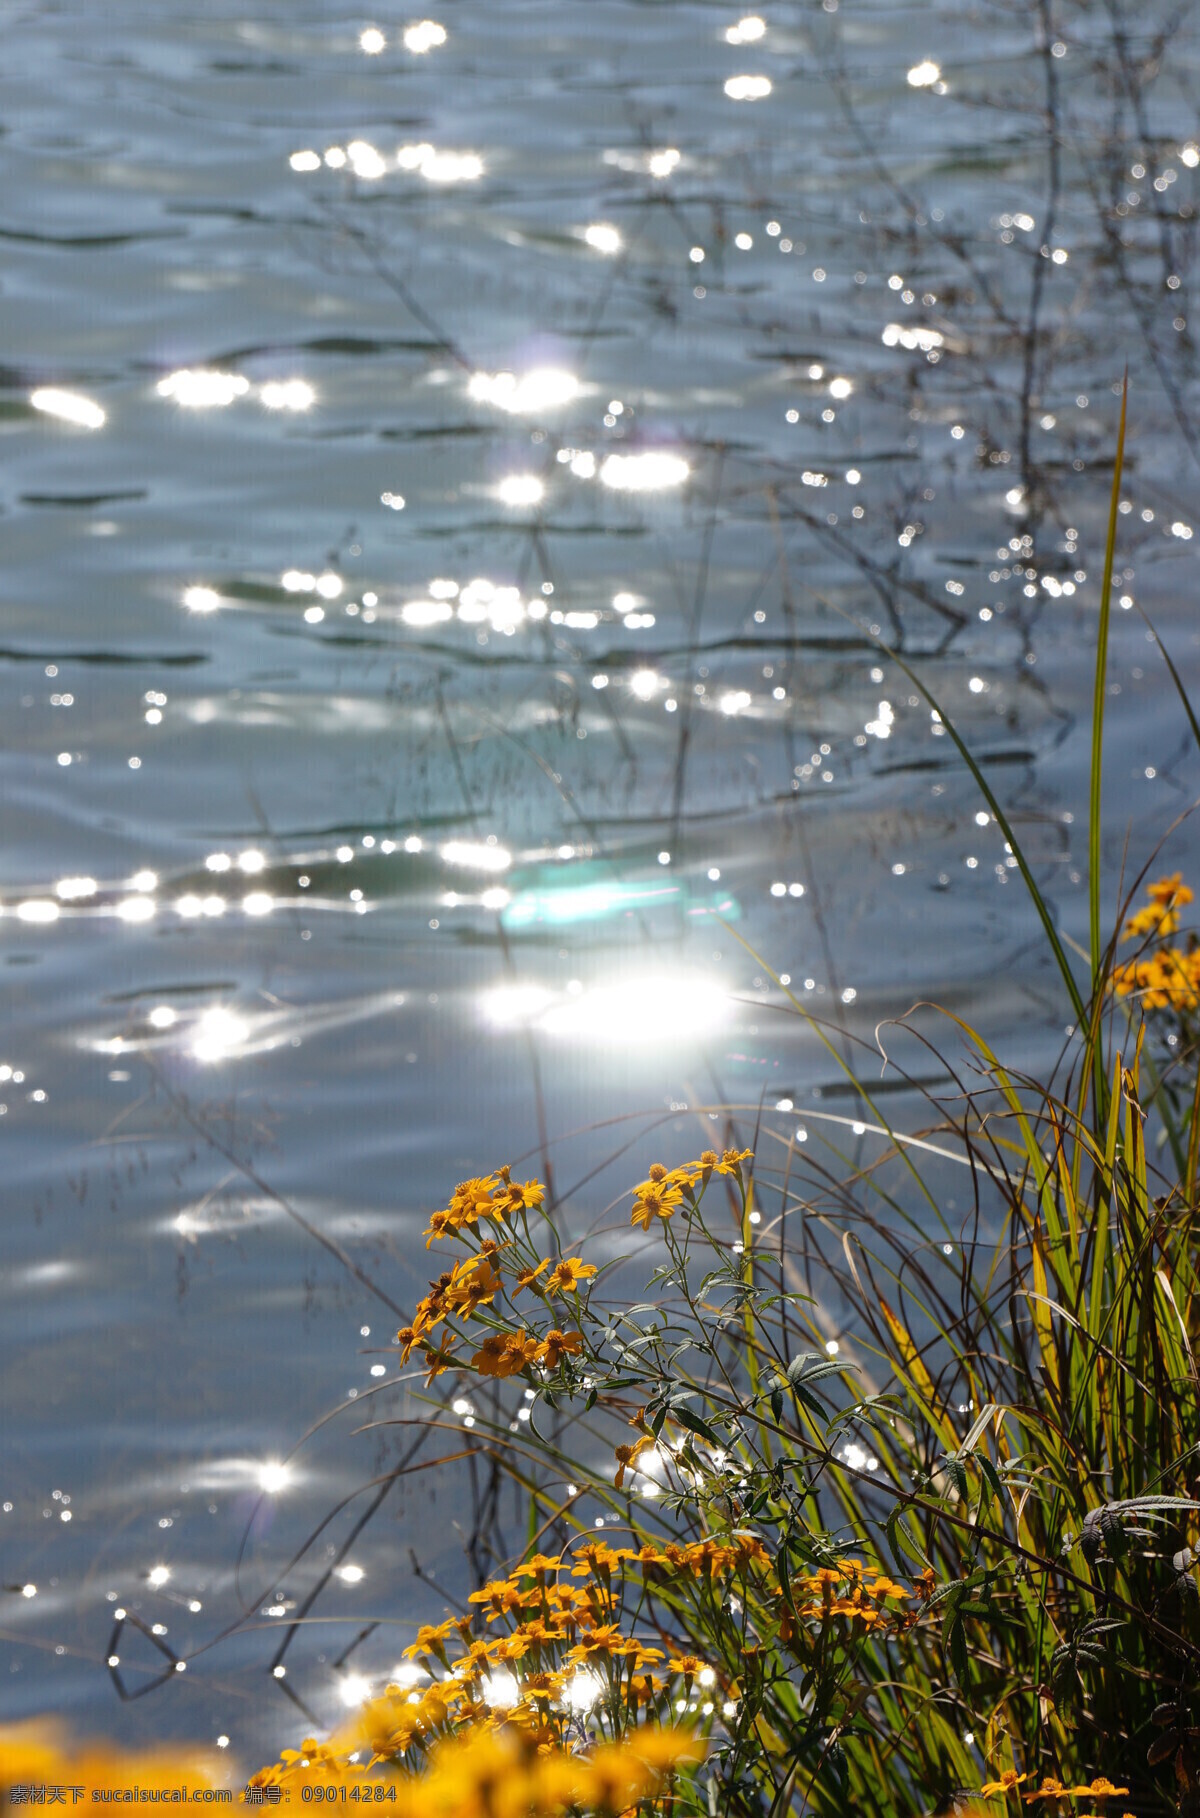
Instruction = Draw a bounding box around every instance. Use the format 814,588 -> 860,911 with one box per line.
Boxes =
971,1769 -> 1133,1816
1113,874 -> 1200,1009
0,1722 -> 225,1793
629,1151 -> 752,1233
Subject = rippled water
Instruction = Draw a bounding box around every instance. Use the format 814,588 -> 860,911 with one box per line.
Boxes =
4,0 -> 1200,1761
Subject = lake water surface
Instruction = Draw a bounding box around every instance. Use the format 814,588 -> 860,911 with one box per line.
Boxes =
3,0 -> 1200,1763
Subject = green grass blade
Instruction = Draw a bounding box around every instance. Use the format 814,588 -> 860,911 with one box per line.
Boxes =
1136,600 -> 1200,758
1089,373 -> 1128,992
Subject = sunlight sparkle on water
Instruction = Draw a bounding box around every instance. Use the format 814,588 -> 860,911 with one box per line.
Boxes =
260,379 -> 315,411
564,1670 -> 605,1713
481,985 -> 555,1028
583,223 -> 621,253
258,1461 -> 291,1495
157,370 -> 250,409
724,75 -> 772,100
599,452 -> 689,491
17,900 -> 60,924
346,140 -> 388,180
335,1564 -> 365,1584
882,323 -> 944,352
148,1566 -> 170,1588
630,669 -> 664,699
30,388 -> 106,429
192,1008 -> 250,1064
725,14 -> 766,41
441,840 -> 512,872
497,474 -> 544,507
403,19 -> 447,53
359,26 -> 386,52
56,877 -> 97,900
182,586 -> 220,613
482,1670 -> 520,1709
469,368 -> 580,413
907,60 -> 941,86
402,598 -> 454,627
397,143 -> 483,183
539,976 -> 729,1044
116,898 -> 155,923
339,1672 -> 374,1707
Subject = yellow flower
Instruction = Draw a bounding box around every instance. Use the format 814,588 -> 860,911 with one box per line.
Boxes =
613,1434 -> 655,1489
515,1259 -> 551,1294
536,1328 -> 583,1369
422,1342 -> 458,1383
1068,1781 -> 1129,1799
631,1183 -> 684,1230
980,1771 -> 1028,1797
493,1175 -> 546,1219
513,1552 -> 565,1580
546,1256 -> 597,1294
471,1331 -> 540,1378
402,1617 -> 459,1660
467,1578 -> 526,1620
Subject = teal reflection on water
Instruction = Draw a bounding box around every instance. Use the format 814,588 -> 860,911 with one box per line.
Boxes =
500,868 -> 740,930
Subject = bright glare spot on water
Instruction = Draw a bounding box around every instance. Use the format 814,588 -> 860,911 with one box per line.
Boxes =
907,59 -> 941,86
205,852 -> 232,872
469,368 -> 580,413
156,369 -> 250,409
258,1461 -> 291,1494
290,150 -> 321,172
260,379 -> 315,412
882,323 -> 944,352
647,148 -> 681,178
442,839 -> 512,872
403,19 -> 447,53
497,473 -> 544,507
719,690 -> 751,715
540,976 -> 728,1043
480,887 -> 510,910
237,850 -> 265,874
829,377 -> 853,399
116,897 -> 155,923
724,74 -> 772,100
282,570 -> 316,592
397,143 -> 484,183
583,222 -> 621,253
192,1007 -> 249,1064
359,26 -> 386,52
148,1006 -> 177,1029
339,1671 -> 374,1708
564,1669 -> 605,1712
17,900 -> 60,924
335,1563 -> 365,1583
402,598 -> 454,626
599,452 -> 689,491
482,1670 -> 520,1708
56,877 -> 97,900
482,984 -> 555,1027
725,14 -> 766,42
347,140 -> 388,180
129,870 -> 157,892
243,893 -> 273,916
630,669 -> 663,699
148,1565 -> 170,1587
31,387 -> 106,430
